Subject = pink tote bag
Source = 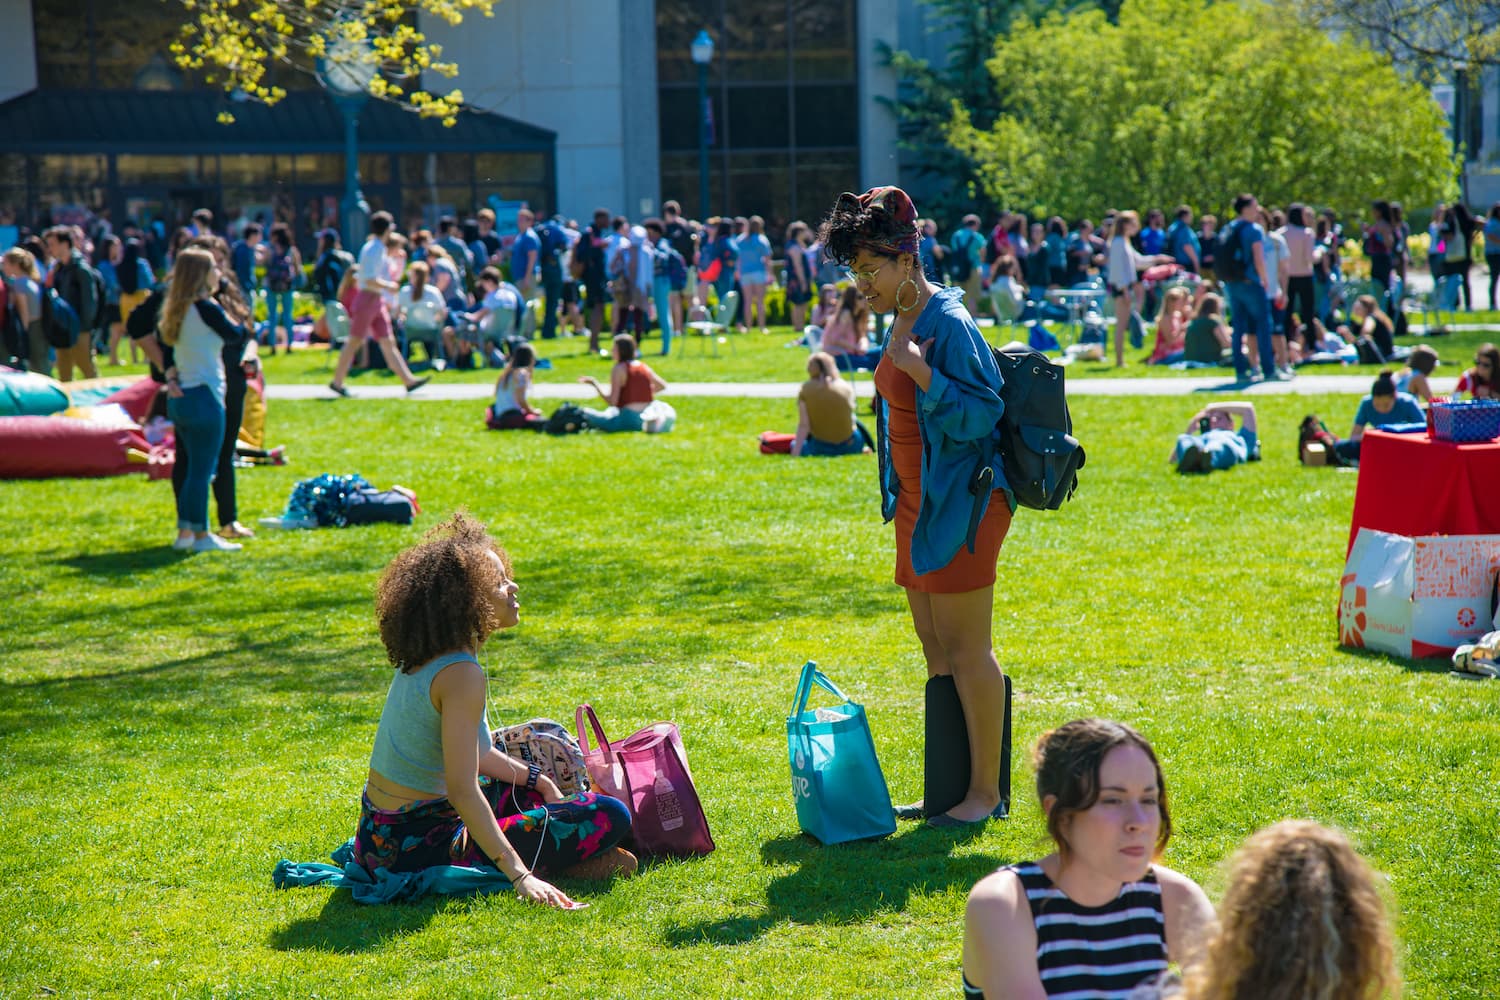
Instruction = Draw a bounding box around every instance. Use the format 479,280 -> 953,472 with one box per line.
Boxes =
576,704 -> 715,858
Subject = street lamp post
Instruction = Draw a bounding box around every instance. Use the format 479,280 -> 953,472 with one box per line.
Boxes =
318,38 -> 375,245
691,30 -> 715,220
335,95 -> 371,247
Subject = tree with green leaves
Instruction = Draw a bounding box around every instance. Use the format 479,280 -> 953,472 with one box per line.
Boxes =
879,0 -> 1044,226
946,0 -> 1457,222
171,0 -> 498,125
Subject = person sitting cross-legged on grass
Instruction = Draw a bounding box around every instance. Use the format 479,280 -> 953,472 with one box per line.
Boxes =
1328,370 -> 1425,465
1182,293 -> 1232,366
963,719 -> 1216,1000
486,343 -> 546,431
1171,402 -> 1260,474
1180,820 -> 1401,1000
792,351 -> 874,456
577,333 -> 668,432
1395,344 -> 1438,403
355,513 -> 636,904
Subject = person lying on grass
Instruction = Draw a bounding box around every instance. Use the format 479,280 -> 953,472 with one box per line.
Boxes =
1170,402 -> 1260,474
355,513 -> 636,907
963,719 -> 1216,999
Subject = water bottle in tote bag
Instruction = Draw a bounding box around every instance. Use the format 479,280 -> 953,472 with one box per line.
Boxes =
575,704 -> 716,858
787,661 -> 897,845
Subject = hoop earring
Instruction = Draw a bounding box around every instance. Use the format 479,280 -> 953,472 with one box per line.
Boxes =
895,269 -> 920,314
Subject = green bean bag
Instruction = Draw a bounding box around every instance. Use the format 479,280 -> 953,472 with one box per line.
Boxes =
0,370 -> 69,417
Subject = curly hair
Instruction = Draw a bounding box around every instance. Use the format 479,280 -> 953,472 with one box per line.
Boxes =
375,512 -> 512,672
815,195 -> 916,267
1189,821 -> 1400,1000
1033,718 -> 1172,862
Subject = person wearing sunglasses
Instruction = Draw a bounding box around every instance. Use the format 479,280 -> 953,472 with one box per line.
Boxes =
816,186 -> 1011,828
1456,343 -> 1499,400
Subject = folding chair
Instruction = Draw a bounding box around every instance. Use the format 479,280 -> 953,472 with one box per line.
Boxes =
403,299 -> 446,370
318,301 -> 352,372
682,290 -> 739,357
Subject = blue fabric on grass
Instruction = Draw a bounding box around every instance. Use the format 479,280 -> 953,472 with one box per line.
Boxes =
273,837 -> 512,904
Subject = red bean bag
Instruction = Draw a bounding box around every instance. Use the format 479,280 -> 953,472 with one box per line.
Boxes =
0,416 -> 157,479
99,377 -> 162,424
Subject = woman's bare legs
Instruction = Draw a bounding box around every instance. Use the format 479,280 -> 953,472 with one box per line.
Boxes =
906,585 -> 1006,822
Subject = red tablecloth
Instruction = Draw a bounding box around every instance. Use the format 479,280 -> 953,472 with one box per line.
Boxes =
1348,430 -> 1500,552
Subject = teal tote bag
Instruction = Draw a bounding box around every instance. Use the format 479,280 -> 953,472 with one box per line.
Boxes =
786,661 -> 897,845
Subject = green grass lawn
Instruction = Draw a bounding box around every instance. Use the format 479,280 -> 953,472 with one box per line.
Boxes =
96,309 -> 1500,391
2,393 -> 1497,998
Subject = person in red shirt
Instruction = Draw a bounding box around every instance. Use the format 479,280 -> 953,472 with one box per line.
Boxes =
1456,343 -> 1499,400
577,333 -> 668,432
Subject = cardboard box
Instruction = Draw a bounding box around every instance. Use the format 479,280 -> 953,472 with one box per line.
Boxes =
1340,529 -> 1500,658
1303,442 -> 1328,466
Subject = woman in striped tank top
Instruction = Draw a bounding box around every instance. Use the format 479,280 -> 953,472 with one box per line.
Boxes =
962,720 -> 1215,999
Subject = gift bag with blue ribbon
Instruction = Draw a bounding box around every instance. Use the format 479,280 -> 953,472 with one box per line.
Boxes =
787,661 -> 897,845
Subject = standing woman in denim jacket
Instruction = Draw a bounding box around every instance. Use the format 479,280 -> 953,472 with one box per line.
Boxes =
816,187 -> 1013,827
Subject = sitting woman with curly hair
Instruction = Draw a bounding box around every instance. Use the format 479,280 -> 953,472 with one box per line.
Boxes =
354,513 -> 635,906
1185,820 -> 1400,1000
817,186 -> 1012,827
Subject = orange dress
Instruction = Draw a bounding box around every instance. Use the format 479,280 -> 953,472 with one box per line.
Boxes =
874,351 -> 1011,594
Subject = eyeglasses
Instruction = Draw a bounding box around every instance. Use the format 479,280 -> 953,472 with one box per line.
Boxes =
849,260 -> 890,286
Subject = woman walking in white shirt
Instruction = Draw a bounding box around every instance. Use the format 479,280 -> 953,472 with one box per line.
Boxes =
1106,211 -> 1169,367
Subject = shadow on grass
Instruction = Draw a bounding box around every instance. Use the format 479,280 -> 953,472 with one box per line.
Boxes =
661,825 -> 1007,947
268,892 -> 442,953
57,546 -> 192,576
1192,377 -> 1255,393
1335,643 -> 1455,675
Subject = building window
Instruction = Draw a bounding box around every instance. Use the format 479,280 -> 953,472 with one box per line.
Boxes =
655,0 -> 859,231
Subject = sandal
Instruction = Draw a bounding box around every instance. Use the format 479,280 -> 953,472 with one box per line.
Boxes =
219,521 -> 256,539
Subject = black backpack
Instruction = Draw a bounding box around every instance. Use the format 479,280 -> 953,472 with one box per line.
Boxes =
973,344 -> 1085,525
1216,220 -> 1248,282
544,402 -> 586,435
947,236 -> 974,282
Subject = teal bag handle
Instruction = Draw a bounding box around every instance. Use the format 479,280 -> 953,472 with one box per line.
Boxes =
790,660 -> 851,719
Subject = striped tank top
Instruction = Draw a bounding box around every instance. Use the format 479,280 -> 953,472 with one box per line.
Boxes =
962,861 -> 1168,1000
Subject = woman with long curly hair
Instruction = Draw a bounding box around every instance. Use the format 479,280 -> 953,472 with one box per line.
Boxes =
816,186 -> 1011,828
156,247 -> 251,553
355,514 -> 636,905
1188,820 -> 1400,1000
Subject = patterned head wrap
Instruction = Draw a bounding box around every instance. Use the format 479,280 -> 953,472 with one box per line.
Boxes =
836,186 -> 921,257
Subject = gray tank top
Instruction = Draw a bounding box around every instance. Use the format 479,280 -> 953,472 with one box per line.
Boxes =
368,651 -> 491,796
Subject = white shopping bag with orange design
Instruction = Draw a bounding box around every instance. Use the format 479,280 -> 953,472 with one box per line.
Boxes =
1339,529 -> 1500,658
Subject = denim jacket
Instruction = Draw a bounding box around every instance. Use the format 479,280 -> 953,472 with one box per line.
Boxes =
876,286 -> 1013,576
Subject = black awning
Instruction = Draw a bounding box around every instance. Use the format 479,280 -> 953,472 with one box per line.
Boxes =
1,88 -> 555,154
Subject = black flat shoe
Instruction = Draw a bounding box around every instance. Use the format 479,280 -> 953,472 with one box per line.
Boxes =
926,802 -> 1008,828
893,801 -> 926,821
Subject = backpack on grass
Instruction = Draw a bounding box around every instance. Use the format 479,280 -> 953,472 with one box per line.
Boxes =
971,344 -> 1085,530
1299,414 -> 1350,467
494,719 -> 590,796
544,402 -> 586,435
